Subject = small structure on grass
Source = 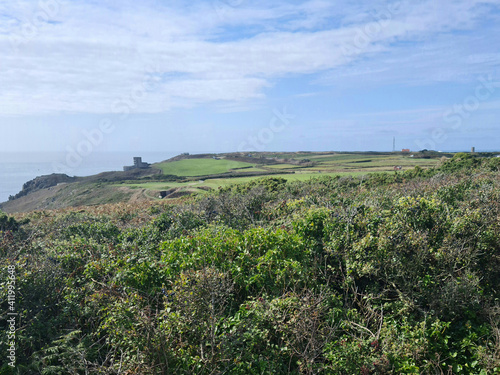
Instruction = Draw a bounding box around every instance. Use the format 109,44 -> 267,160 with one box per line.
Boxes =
123,157 -> 150,171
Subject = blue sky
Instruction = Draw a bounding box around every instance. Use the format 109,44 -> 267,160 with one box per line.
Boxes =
1,0 -> 500,154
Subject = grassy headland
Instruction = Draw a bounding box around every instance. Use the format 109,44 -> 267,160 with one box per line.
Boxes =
1,151 -> 451,213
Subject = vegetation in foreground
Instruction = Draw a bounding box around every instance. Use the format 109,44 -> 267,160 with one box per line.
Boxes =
1,153 -> 500,374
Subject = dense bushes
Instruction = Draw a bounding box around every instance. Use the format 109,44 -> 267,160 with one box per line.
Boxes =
1,157 -> 499,373
0,211 -> 27,232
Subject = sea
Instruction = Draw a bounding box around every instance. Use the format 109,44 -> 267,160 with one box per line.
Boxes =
0,152 -> 176,204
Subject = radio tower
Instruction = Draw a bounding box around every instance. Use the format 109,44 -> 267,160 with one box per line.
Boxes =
393,137 -> 396,152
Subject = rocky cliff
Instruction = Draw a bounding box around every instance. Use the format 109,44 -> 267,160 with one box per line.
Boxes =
8,174 -> 77,201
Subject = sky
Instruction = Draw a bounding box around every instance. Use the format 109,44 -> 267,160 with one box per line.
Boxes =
1,0 -> 500,155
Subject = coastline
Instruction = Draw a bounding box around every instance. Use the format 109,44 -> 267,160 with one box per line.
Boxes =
0,152 -> 175,203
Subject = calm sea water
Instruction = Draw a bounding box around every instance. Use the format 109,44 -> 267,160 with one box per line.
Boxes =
0,152 -> 176,204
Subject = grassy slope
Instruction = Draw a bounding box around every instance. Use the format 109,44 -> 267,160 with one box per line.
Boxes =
0,183 -> 146,213
2,152 -> 443,212
125,153 -> 440,194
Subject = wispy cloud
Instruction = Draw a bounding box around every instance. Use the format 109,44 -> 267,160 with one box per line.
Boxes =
0,0 -> 499,115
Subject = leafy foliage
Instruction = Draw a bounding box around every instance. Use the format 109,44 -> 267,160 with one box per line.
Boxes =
1,156 -> 500,374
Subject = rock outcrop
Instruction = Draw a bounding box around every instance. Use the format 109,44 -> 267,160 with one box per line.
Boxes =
8,174 -> 76,201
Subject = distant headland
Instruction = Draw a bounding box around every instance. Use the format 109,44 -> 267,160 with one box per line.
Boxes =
2,150 -> 498,213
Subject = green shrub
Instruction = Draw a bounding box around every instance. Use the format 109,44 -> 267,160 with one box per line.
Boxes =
3,165 -> 500,373
0,210 -> 25,232
63,220 -> 120,244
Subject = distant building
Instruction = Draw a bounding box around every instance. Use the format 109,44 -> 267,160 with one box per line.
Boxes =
471,147 -> 476,153
402,149 -> 410,153
123,157 -> 150,171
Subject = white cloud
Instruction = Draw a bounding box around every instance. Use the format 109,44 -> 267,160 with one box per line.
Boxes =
0,0 -> 498,115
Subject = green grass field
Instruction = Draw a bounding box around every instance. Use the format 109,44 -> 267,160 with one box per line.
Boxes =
264,164 -> 305,170
125,152 -> 443,199
264,153 -> 439,169
153,158 -> 255,176
116,171 -> 372,194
